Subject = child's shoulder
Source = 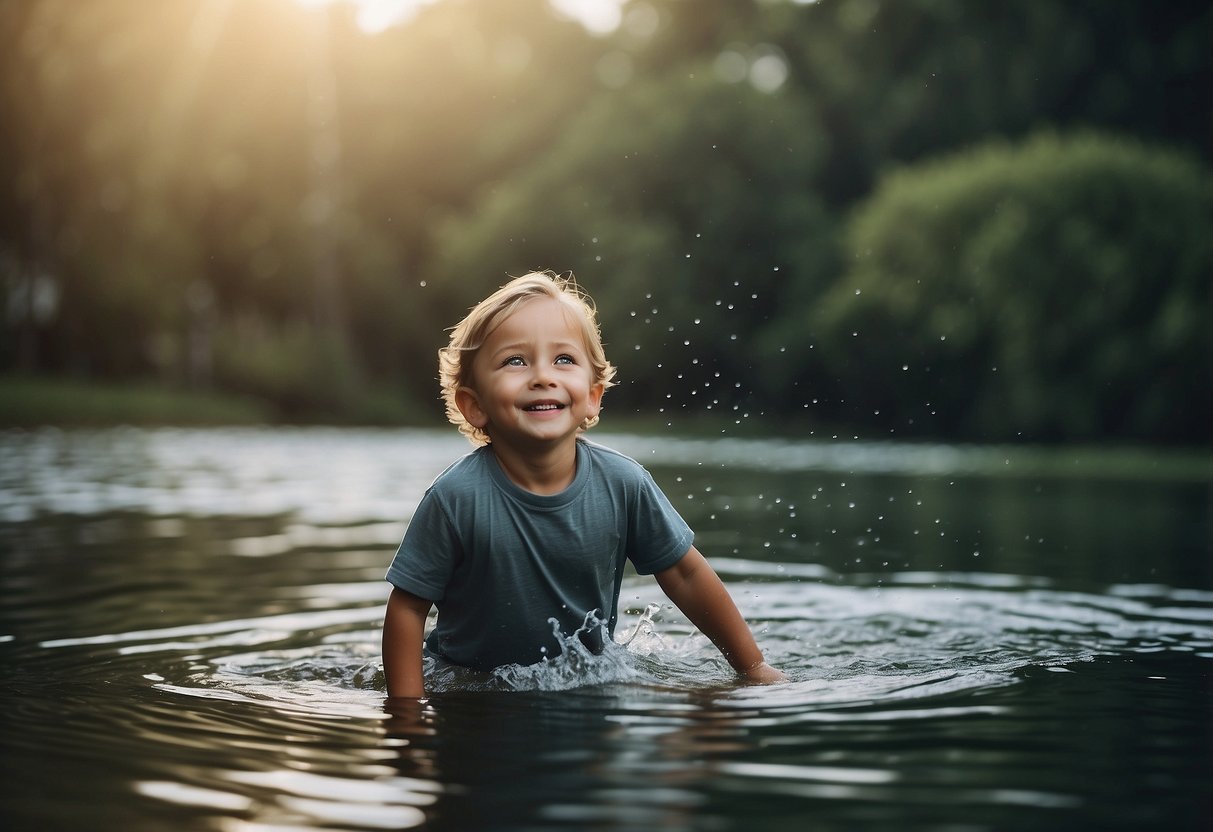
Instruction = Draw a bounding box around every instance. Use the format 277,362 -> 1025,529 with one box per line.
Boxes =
426,445 -> 493,493
579,438 -> 653,481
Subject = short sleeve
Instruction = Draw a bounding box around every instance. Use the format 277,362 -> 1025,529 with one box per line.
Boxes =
627,467 -> 694,575
385,489 -> 461,601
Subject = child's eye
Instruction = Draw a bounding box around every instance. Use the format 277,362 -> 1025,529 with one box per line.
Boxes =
503,355 -> 526,367
555,354 -> 575,365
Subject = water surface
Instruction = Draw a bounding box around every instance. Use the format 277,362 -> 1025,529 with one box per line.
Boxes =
1,427 -> 1209,830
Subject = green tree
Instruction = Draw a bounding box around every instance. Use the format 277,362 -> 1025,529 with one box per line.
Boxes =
813,132 -> 1212,443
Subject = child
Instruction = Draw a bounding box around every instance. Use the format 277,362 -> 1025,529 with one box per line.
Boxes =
382,271 -> 785,698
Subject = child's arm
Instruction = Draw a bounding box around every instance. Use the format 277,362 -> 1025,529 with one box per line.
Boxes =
655,546 -> 786,684
382,587 -> 434,699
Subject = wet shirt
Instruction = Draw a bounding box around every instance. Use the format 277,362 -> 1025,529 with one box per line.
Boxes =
385,439 -> 693,671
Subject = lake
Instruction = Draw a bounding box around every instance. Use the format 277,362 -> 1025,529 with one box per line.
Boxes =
1,427 -> 1209,830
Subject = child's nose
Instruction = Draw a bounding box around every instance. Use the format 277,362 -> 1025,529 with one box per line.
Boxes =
530,364 -> 556,386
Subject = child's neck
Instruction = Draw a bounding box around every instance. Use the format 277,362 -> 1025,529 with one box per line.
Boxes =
489,438 -> 578,495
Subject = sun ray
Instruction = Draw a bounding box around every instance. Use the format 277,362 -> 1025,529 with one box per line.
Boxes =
143,0 -> 235,195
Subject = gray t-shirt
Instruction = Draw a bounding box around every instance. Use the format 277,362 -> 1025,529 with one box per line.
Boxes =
386,438 -> 693,670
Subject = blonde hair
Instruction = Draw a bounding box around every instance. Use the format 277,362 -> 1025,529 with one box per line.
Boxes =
439,271 -> 617,445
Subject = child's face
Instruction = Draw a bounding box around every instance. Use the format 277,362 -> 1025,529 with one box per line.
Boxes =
457,297 -> 604,450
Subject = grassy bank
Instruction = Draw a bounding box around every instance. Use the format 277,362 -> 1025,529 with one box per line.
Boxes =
0,375 -> 276,427
0,375 -> 438,427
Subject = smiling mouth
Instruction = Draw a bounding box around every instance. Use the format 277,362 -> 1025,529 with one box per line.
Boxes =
524,403 -> 565,412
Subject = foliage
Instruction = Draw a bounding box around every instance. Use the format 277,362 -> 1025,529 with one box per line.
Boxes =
0,0 -> 1209,440
780,0 -> 1213,201
814,133 -> 1212,442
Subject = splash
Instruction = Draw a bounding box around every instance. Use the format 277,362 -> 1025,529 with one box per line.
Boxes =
427,609 -> 663,694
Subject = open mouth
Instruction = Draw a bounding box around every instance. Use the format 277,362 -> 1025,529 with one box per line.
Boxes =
523,403 -> 565,412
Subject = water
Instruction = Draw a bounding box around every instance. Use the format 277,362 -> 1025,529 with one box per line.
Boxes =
1,427 -> 1209,830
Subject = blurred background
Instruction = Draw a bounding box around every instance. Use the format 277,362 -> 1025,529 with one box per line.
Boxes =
1,0 -> 1209,444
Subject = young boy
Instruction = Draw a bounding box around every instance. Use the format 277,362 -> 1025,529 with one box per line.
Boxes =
382,271 -> 784,698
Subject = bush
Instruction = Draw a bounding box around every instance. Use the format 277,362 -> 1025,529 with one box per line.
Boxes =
813,132 -> 1212,443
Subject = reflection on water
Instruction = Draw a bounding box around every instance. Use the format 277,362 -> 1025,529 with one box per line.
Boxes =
1,427 -> 1210,830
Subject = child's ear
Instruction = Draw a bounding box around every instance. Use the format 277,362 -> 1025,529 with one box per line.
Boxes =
455,386 -> 489,430
586,382 -> 604,420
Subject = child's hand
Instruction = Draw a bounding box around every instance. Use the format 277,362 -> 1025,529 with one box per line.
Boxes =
741,661 -> 787,685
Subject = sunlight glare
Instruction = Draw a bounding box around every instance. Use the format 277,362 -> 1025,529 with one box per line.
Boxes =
293,0 -> 628,36
291,0 -> 439,34
549,0 -> 627,35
